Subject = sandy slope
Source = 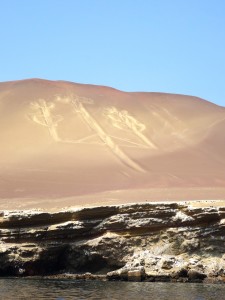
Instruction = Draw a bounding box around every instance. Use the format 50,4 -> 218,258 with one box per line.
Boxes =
0,78 -> 224,209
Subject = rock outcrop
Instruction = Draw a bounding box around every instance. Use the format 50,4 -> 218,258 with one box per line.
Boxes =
0,201 -> 225,283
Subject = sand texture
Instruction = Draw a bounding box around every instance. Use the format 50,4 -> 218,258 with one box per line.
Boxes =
0,79 -> 224,209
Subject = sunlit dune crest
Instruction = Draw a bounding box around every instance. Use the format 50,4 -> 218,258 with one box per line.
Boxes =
0,79 -> 225,209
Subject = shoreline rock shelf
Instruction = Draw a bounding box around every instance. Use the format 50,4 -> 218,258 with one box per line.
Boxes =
0,201 -> 225,283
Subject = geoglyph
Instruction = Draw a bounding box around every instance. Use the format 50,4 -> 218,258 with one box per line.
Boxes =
29,95 -> 151,173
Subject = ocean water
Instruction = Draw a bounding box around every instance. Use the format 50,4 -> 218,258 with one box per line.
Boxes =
0,279 -> 224,300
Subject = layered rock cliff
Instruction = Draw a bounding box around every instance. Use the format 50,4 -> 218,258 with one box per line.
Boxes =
0,201 -> 225,283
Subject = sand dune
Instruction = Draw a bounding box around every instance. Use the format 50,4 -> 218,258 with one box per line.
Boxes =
0,78 -> 224,209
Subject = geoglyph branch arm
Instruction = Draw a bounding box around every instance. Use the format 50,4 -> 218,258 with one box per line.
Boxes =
103,107 -> 157,149
30,99 -> 61,142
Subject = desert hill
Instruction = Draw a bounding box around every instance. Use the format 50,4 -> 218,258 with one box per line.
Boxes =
0,79 -> 225,209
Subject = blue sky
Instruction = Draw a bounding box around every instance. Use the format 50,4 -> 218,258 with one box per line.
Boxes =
0,0 -> 225,106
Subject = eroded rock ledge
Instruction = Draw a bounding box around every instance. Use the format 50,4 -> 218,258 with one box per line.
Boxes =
0,201 -> 225,283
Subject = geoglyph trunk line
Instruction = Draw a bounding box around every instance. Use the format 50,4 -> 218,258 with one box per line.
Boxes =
71,98 -> 146,173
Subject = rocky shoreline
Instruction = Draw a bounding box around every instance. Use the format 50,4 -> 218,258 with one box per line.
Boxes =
0,201 -> 225,283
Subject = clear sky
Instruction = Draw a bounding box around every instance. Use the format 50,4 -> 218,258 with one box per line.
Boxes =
0,0 -> 225,106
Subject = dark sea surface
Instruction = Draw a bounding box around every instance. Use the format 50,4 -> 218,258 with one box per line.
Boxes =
0,279 -> 224,300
